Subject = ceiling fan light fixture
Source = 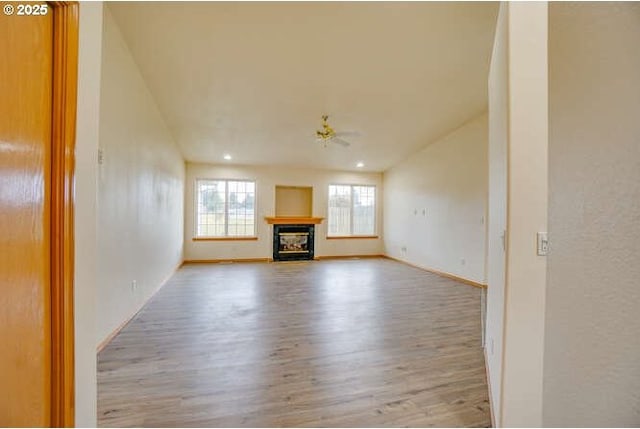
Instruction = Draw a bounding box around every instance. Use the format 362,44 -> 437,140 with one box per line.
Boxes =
316,114 -> 335,140
356,162 -> 364,168
314,115 -> 356,148
223,154 -> 232,161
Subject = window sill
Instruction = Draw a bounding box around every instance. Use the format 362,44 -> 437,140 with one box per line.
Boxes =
326,235 -> 379,240
193,237 -> 258,241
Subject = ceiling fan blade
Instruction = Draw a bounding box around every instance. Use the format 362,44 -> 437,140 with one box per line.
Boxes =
334,131 -> 361,138
332,137 -> 351,147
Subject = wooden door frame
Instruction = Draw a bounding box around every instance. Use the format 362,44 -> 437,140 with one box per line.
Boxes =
50,2 -> 78,426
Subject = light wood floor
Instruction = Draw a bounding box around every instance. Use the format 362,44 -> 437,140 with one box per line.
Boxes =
98,258 -> 490,427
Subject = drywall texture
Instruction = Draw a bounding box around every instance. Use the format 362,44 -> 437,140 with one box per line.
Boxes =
383,113 -> 488,284
544,3 -> 640,426
97,8 -> 185,344
485,3 -> 508,423
184,163 -> 383,260
74,2 -> 103,426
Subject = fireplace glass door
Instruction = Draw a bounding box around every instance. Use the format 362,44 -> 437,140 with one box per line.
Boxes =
278,232 -> 309,254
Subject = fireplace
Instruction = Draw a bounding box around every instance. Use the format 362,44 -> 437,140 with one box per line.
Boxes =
273,224 -> 315,261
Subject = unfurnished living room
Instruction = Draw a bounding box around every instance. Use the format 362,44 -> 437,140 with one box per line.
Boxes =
1,1 -> 639,428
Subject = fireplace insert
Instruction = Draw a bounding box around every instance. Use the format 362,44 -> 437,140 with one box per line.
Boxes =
273,224 -> 315,261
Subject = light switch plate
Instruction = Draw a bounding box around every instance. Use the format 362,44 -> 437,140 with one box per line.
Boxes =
537,232 -> 549,256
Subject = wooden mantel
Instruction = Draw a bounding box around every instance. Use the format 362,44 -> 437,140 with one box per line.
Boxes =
264,216 -> 324,225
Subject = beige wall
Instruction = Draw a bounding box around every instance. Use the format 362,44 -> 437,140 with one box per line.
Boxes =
96,8 -> 185,344
544,3 -> 640,426
500,3 -> 548,426
74,2 -> 104,426
485,2 -> 508,422
486,3 -> 548,426
383,114 -> 488,284
185,163 -> 383,260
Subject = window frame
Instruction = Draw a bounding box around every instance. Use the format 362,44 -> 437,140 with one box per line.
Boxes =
327,183 -> 377,238
194,178 -> 257,240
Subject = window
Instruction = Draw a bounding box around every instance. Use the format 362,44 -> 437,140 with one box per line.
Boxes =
196,179 -> 256,237
328,184 -> 376,236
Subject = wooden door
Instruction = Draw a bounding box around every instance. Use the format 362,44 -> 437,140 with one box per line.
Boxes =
0,8 -> 54,426
0,3 -> 78,426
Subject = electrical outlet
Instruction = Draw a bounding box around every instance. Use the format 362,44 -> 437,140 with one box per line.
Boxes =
131,280 -> 137,292
401,246 -> 407,253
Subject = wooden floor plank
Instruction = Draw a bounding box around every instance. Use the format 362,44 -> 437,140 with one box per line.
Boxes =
98,258 -> 490,427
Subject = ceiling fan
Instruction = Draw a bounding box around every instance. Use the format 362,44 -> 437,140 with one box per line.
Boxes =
315,115 -> 359,147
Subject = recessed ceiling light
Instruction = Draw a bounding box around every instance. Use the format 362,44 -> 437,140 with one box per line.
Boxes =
223,154 -> 232,161
356,162 -> 364,168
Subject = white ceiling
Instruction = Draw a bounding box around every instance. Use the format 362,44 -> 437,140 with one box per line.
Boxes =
108,2 -> 498,172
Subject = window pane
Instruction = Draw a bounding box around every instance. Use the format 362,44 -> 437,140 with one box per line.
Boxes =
197,180 -> 226,236
196,179 -> 256,237
328,185 -> 352,236
328,184 -> 375,236
227,180 -> 255,236
353,185 -> 375,235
